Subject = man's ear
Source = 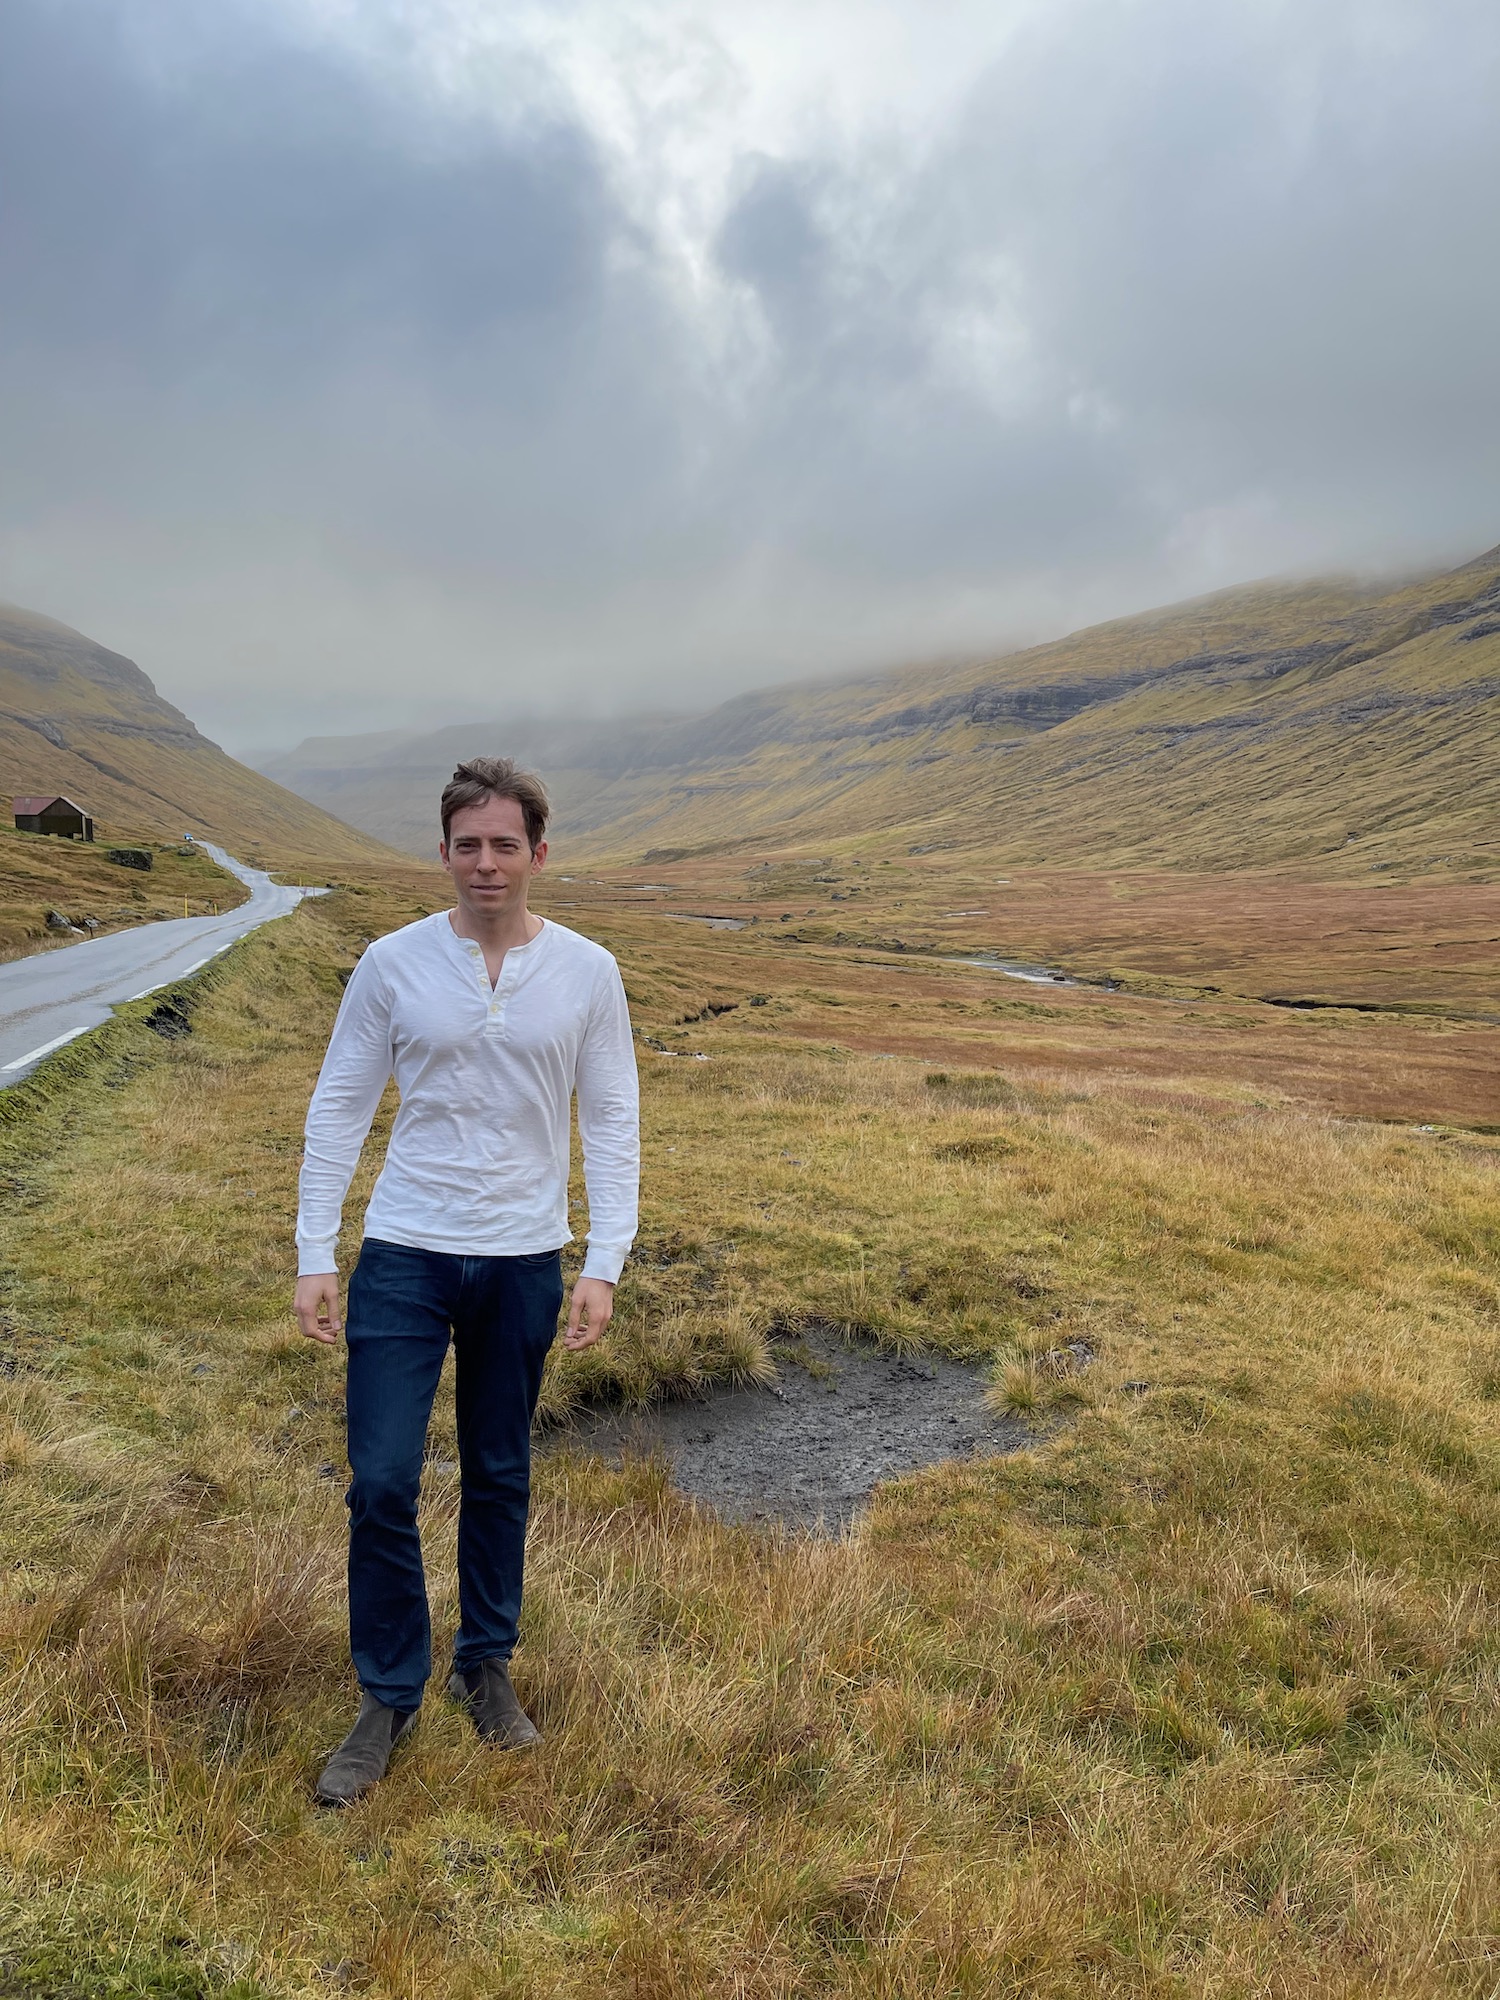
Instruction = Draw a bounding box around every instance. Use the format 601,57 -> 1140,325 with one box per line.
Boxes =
531,839 -> 548,873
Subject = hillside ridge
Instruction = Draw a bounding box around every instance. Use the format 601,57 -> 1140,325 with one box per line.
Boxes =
260,543 -> 1500,876
0,601 -> 394,867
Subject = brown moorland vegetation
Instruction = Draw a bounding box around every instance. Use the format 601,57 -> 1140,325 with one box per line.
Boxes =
546,858 -> 1500,1129
0,846 -> 1496,1998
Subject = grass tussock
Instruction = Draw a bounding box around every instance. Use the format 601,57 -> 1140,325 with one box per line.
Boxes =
0,869 -> 1496,1996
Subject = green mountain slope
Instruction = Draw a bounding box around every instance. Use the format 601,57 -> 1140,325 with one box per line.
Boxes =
259,545 -> 1500,877
0,602 -> 391,867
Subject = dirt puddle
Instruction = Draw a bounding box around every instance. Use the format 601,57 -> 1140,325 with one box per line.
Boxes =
545,1324 -> 1030,1530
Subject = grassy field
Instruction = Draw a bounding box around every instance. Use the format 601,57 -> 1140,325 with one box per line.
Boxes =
0,852 -> 1496,1998
546,856 -> 1500,1128
0,824 -> 254,961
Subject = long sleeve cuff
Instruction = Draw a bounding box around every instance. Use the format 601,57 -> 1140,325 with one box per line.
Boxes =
297,1236 -> 341,1276
580,1238 -> 631,1285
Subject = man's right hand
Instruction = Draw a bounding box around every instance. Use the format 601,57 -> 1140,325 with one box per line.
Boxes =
294,1273 -> 342,1344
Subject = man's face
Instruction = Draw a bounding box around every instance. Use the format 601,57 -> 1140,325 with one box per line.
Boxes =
440,794 -> 546,918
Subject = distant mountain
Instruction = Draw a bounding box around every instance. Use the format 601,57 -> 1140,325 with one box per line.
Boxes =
258,710 -> 699,859
0,603 -> 390,866
259,546 -> 1500,878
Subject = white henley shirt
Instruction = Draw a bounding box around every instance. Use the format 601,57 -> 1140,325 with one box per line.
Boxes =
296,911 -> 639,1283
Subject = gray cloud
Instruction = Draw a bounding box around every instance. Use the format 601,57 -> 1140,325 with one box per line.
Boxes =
0,0 -> 1496,755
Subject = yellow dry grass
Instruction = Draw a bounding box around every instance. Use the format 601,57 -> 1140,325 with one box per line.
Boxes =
0,865 -> 1495,1997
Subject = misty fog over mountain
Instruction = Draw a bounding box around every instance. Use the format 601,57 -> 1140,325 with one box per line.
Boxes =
2,0 -> 1497,756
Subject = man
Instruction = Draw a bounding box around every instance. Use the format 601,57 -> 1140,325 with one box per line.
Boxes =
293,756 -> 639,1806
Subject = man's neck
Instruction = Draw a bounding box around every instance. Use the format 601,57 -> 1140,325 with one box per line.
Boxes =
448,900 -> 543,953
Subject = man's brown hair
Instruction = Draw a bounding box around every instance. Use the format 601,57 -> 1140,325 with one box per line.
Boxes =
440,757 -> 551,852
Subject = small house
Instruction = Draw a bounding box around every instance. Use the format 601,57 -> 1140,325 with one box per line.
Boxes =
12,795 -> 95,841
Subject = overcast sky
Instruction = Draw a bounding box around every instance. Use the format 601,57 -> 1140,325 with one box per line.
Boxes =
2,0 -> 1497,755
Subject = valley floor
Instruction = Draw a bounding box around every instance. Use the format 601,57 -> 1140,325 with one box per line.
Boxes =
554,853 -> 1500,1127
0,854 -> 1495,1998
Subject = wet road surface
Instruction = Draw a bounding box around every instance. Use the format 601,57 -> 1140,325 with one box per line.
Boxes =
0,843 -> 322,1083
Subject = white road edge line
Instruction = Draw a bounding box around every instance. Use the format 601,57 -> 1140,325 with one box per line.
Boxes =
2,1023 -> 92,1072
123,943 -> 235,1006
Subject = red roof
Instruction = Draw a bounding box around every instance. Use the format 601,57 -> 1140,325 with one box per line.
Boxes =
12,795 -> 90,817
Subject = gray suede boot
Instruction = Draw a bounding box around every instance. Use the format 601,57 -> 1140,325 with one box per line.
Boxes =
447,1659 -> 541,1749
314,1692 -> 418,1807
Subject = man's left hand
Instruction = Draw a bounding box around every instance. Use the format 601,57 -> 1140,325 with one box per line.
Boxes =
564,1276 -> 615,1351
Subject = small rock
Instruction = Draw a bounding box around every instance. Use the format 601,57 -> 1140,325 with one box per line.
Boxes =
315,1461 -> 341,1481
1121,1380 -> 1152,1395
1038,1339 -> 1095,1380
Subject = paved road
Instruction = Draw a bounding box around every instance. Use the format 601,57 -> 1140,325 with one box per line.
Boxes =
0,843 -> 323,1083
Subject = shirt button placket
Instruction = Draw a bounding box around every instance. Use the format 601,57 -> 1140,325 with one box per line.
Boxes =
490,954 -> 518,1037
466,943 -> 502,1034
499,953 -> 510,1031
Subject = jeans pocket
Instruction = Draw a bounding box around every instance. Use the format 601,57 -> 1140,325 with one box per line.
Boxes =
348,1240 -> 451,1341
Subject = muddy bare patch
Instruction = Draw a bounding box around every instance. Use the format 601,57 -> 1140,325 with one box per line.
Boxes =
545,1323 -> 1030,1530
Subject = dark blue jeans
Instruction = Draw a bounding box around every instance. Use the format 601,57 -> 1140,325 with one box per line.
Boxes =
344,1237 -> 563,1712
